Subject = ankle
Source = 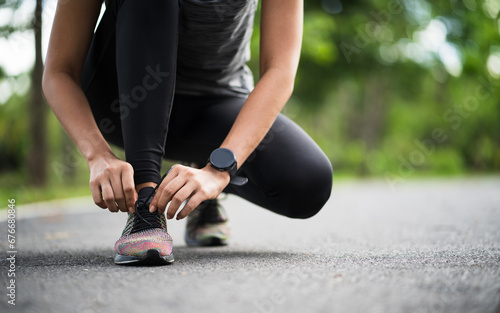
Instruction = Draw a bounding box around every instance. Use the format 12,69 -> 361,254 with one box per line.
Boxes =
136,182 -> 156,194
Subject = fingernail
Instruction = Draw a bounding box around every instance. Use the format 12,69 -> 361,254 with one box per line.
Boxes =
167,214 -> 172,219
128,207 -> 134,212
149,206 -> 155,213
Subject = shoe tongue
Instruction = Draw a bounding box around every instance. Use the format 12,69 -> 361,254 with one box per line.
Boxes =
137,187 -> 155,205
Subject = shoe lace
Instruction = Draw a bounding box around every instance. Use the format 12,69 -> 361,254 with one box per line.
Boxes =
131,172 -> 168,233
132,201 -> 160,233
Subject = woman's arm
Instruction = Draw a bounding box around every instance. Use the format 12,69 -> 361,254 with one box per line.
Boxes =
43,0 -> 137,213
221,0 -> 303,165
151,0 -> 303,218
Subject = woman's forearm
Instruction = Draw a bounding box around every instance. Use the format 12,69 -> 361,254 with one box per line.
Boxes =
42,71 -> 114,162
42,0 -> 107,162
220,67 -> 295,168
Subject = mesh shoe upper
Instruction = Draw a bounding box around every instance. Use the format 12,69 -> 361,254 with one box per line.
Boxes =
114,187 -> 173,257
185,199 -> 230,246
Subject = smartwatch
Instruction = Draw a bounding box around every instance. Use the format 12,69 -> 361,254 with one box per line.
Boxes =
209,148 -> 248,186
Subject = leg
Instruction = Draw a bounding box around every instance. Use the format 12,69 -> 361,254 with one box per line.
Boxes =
81,1 -> 179,265
234,114 -> 333,219
82,0 -> 179,185
165,94 -> 333,218
114,0 -> 179,185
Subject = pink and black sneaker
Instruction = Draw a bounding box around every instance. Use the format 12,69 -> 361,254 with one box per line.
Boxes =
114,187 -> 174,265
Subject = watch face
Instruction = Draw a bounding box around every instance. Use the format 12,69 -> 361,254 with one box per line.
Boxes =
211,148 -> 235,170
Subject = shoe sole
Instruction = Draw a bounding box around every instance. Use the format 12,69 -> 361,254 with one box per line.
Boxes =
184,234 -> 228,247
114,249 -> 174,266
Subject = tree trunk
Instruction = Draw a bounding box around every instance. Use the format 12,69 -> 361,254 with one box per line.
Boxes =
361,74 -> 386,151
27,0 -> 47,186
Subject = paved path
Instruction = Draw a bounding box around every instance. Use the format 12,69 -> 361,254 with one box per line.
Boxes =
1,178 -> 500,313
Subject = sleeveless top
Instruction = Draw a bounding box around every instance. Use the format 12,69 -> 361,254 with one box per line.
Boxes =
175,0 -> 258,97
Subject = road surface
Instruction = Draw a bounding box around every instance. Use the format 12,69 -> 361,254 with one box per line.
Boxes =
1,178 -> 500,313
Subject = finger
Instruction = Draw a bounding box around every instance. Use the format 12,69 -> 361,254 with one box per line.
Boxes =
155,176 -> 186,214
150,165 -> 182,212
101,183 -> 118,212
122,165 -> 137,213
166,183 -> 195,219
176,192 -> 206,220
110,176 -> 127,212
89,181 -> 106,209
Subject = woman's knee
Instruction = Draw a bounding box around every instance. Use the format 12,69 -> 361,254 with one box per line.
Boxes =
282,159 -> 333,219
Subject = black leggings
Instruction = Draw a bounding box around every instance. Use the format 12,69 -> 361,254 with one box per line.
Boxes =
81,0 -> 332,218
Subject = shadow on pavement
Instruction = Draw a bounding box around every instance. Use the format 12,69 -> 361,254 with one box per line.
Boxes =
7,246 -> 305,269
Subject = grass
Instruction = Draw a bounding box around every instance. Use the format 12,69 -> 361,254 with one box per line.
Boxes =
0,171 -> 90,209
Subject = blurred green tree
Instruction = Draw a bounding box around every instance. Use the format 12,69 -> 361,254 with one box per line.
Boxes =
265,0 -> 500,176
0,0 -> 47,186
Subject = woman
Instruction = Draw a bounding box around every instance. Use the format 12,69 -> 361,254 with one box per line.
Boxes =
42,0 -> 332,265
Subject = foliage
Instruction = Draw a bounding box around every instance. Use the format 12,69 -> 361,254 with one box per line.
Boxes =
270,0 -> 500,177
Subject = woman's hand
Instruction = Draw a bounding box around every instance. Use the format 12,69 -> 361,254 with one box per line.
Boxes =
88,152 -> 137,213
149,164 -> 230,220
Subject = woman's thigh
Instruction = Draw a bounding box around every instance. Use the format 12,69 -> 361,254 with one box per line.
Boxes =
165,94 -> 333,218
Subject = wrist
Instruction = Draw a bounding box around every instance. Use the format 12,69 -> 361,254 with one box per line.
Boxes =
85,148 -> 116,165
203,164 -> 231,185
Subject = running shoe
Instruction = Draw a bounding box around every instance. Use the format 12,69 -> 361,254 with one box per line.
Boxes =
185,199 -> 230,246
114,187 -> 174,265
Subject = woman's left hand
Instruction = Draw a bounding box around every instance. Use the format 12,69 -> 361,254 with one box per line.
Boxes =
149,164 -> 230,219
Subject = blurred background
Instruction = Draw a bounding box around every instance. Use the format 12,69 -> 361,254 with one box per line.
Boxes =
0,0 -> 499,203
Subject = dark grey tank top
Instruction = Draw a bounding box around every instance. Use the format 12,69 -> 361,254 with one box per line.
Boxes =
176,0 -> 258,97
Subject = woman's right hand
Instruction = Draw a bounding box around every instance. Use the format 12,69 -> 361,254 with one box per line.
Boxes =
87,152 -> 137,213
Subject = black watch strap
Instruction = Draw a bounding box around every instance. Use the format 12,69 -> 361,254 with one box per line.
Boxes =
228,163 -> 248,186
230,175 -> 249,186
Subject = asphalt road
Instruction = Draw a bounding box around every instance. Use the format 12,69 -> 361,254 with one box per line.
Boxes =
1,178 -> 500,313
